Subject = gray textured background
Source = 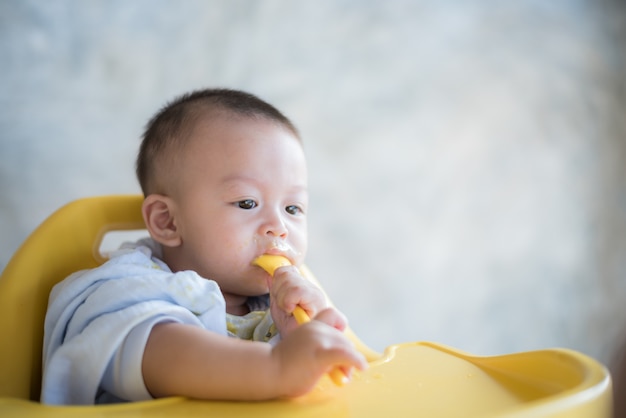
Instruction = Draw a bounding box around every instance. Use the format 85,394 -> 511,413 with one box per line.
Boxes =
2,0 -> 626,373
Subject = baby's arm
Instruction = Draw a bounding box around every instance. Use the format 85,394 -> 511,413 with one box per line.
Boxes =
142,313 -> 367,400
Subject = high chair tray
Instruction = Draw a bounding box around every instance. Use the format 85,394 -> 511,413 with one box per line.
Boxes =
0,341 -> 611,417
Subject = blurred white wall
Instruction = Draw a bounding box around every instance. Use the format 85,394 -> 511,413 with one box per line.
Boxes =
2,0 -> 626,369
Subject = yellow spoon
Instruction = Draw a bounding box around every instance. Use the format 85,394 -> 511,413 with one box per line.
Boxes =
252,254 -> 350,386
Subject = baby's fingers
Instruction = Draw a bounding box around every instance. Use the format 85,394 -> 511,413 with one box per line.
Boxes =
304,318 -> 368,373
272,267 -> 325,315
313,307 -> 348,332
314,325 -> 369,373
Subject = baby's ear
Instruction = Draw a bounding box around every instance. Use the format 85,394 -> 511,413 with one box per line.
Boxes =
142,194 -> 182,247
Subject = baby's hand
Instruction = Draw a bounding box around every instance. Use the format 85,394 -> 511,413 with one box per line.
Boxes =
269,265 -> 329,335
270,308 -> 368,397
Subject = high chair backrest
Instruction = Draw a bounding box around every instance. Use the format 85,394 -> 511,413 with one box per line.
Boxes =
0,195 -> 145,401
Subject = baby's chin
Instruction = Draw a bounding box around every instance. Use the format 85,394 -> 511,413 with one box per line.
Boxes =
241,280 -> 271,297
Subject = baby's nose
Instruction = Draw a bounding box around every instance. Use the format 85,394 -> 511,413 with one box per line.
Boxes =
262,211 -> 288,238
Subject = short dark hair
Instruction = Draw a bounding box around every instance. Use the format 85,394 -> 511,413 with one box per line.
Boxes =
136,88 -> 300,195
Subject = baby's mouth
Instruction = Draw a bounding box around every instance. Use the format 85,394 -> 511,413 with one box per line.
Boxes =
268,240 -> 291,252
260,240 -> 298,262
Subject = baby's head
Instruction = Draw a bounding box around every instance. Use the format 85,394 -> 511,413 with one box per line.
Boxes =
137,88 -> 300,197
137,89 -> 308,301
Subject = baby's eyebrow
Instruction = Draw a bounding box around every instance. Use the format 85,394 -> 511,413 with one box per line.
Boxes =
221,175 -> 307,190
288,184 -> 309,194
219,174 -> 266,191
220,175 -> 255,185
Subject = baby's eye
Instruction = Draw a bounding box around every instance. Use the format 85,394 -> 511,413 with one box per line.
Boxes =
285,205 -> 302,215
237,199 -> 257,210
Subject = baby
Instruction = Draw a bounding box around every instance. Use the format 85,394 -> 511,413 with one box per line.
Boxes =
41,88 -> 367,404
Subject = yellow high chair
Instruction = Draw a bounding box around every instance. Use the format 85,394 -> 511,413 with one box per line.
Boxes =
0,195 -> 613,417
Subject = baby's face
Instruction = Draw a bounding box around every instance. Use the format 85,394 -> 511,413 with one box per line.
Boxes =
167,115 -> 308,298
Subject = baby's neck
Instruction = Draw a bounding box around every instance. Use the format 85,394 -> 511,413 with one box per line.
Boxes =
223,293 -> 250,316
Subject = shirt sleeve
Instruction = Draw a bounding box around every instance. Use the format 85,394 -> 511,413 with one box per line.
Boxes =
98,316 -> 174,403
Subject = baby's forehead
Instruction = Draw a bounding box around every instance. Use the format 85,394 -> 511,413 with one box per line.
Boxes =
155,115 -> 305,197
176,109 -> 302,158
187,110 -> 301,149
